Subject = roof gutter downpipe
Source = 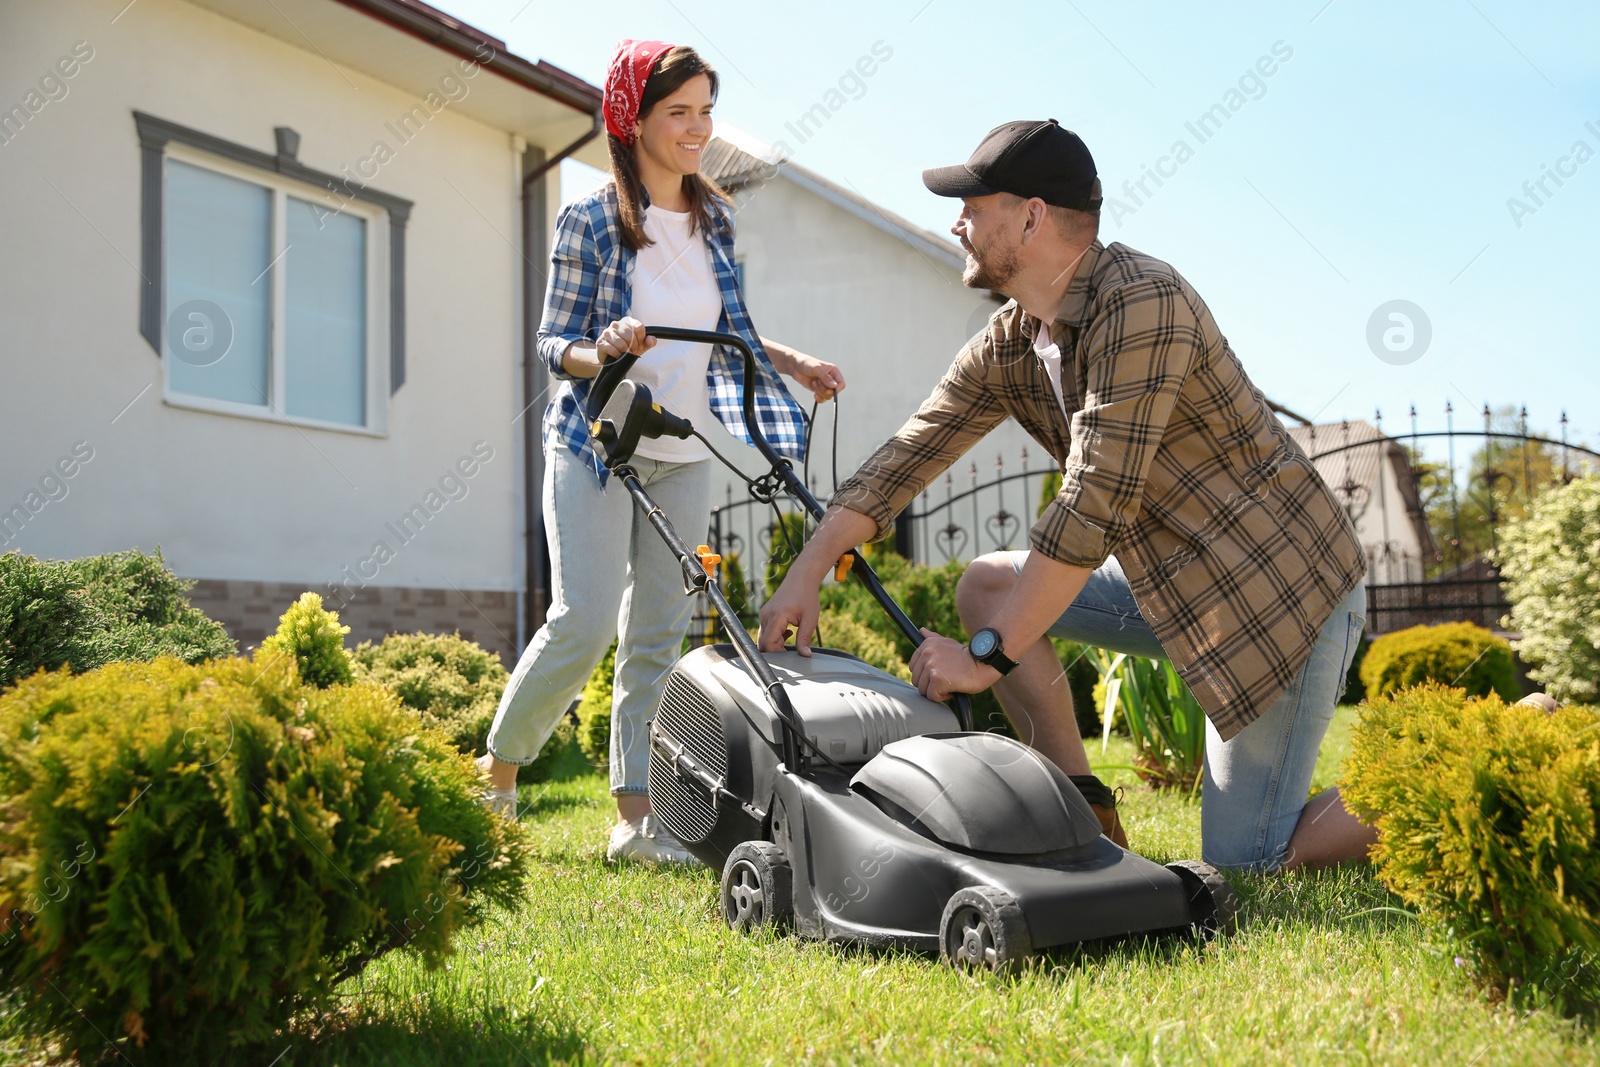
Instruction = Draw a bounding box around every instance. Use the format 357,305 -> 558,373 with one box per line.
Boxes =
520,113 -> 603,649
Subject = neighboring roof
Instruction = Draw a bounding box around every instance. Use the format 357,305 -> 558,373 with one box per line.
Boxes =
705,128 -> 968,273
184,0 -> 601,149
700,130 -> 781,186
1287,420 -> 1437,557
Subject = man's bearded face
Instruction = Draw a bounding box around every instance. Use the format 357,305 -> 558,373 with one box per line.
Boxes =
963,232 -> 1020,290
957,200 -> 1022,291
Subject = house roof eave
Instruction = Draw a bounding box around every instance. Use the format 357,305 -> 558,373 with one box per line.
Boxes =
331,0 -> 601,115
182,0 -> 602,151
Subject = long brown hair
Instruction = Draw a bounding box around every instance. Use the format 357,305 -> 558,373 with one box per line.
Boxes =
608,45 -> 730,252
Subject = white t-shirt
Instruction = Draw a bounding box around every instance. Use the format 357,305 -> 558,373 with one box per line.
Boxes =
623,205 -> 722,462
1033,316 -> 1070,419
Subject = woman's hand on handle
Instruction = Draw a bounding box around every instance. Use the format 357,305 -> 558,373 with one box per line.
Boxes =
787,352 -> 846,402
597,316 -> 656,362
560,316 -> 656,378
759,336 -> 846,402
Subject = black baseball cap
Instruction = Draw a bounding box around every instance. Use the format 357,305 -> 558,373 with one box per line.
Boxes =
923,119 -> 1102,211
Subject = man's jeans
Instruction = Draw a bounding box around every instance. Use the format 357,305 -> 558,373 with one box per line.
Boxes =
1007,553 -> 1366,871
487,444 -> 711,795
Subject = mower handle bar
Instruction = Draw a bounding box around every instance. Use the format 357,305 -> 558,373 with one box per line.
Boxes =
588,326 -> 973,732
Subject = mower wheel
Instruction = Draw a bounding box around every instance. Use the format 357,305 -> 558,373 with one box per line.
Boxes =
1166,859 -> 1239,937
939,886 -> 1032,974
720,841 -> 793,934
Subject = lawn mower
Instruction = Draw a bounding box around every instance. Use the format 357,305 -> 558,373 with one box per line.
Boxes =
585,327 -> 1236,972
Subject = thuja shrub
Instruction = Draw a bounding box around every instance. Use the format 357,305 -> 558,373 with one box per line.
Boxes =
1359,621 -> 1518,702
353,631 -> 580,783
1342,684 -> 1600,1013
0,548 -> 235,690
0,651 -> 531,1061
353,631 -> 502,753
261,591 -> 353,688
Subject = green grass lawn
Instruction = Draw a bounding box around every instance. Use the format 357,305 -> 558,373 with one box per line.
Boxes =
5,708 -> 1595,1065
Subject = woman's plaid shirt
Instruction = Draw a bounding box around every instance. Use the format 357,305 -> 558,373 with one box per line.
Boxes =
833,240 -> 1366,740
537,183 -> 807,485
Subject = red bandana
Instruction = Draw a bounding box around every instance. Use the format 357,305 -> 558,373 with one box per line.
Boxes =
603,38 -> 676,145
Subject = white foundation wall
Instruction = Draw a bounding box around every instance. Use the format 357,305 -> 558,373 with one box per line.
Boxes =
0,0 -> 528,596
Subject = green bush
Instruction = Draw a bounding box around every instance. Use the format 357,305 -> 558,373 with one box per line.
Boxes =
699,551 -> 754,643
1360,622 -> 1518,702
1342,684 -> 1600,1013
1037,470 -> 1063,517
576,641 -> 618,766
1497,475 -> 1600,705
719,550 -> 753,623
261,592 -> 353,688
0,548 -> 236,690
0,651 -> 532,1060
351,631 -> 581,784
763,511 -> 812,597
1343,630 -> 1372,705
815,609 -> 910,680
352,630 -> 502,753
1052,638 -> 1103,741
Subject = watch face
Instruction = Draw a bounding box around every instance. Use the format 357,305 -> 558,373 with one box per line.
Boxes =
970,629 -> 998,657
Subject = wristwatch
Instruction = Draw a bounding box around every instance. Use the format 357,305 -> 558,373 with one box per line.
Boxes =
967,627 -> 1018,676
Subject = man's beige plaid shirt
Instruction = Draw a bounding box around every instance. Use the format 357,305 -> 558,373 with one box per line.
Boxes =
832,240 -> 1366,741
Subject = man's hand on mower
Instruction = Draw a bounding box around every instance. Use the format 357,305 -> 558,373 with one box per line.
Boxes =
757,579 -> 820,656
910,627 -> 1000,703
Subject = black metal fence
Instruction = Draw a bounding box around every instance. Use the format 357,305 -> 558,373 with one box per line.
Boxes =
1306,404 -> 1597,633
689,403 -> 1597,644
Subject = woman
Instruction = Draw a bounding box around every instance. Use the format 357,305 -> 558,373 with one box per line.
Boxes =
477,40 -> 844,864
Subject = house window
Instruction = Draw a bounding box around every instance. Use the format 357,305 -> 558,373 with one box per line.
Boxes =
136,113 -> 411,434
284,196 -> 368,426
164,160 -> 273,410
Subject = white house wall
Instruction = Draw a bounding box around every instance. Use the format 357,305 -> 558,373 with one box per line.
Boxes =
1,0 -> 535,650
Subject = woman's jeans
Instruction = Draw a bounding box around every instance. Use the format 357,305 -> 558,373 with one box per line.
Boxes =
1007,553 -> 1367,872
487,444 -> 711,796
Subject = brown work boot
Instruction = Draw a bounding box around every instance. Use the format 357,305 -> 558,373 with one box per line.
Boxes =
1069,773 -> 1129,849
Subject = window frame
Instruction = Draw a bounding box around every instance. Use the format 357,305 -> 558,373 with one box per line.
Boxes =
135,111 -> 413,436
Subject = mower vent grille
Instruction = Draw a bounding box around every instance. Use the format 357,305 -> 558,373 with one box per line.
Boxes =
648,673 -> 728,844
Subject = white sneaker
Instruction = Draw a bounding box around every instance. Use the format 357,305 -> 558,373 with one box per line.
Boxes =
606,815 -> 700,866
481,787 -> 519,820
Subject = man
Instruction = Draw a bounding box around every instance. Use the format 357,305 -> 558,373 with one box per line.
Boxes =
758,120 -> 1374,873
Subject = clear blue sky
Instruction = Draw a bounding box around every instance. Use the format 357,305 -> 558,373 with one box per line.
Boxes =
447,0 -> 1599,451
